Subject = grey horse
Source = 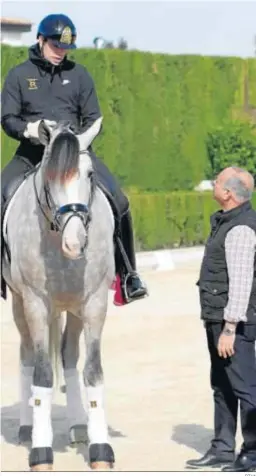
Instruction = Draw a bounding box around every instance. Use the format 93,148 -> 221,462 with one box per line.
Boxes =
2,120 -> 116,470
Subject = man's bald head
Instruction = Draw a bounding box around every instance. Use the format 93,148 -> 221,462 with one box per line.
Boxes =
213,166 -> 255,209
222,166 -> 254,202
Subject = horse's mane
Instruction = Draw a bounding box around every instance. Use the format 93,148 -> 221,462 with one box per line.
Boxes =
45,131 -> 80,183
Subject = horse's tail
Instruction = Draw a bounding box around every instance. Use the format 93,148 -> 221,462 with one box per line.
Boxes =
49,314 -> 64,389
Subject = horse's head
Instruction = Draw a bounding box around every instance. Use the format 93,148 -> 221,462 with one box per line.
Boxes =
38,120 -> 97,260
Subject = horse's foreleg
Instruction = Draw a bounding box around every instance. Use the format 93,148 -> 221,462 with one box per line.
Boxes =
24,296 -> 54,471
82,288 -> 115,470
61,311 -> 88,444
12,292 -> 34,443
84,337 -> 114,469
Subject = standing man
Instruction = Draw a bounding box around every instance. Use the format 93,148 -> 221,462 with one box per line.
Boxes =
186,166 -> 256,472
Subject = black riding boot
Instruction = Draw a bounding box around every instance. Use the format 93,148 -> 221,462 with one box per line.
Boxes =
116,210 -> 148,302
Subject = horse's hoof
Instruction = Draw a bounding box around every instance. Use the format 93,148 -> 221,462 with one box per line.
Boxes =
90,461 -> 113,470
89,443 -> 115,470
29,447 -> 53,471
69,424 -> 88,446
30,464 -> 53,471
19,425 -> 32,443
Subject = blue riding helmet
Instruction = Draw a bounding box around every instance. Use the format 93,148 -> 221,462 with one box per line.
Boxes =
37,14 -> 77,49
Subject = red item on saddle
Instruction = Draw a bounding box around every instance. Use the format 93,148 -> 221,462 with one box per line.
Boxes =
112,274 -> 125,306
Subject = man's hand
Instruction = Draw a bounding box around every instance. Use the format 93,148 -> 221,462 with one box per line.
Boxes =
217,322 -> 237,359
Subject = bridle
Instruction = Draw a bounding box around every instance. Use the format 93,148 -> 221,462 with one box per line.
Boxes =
33,159 -> 95,246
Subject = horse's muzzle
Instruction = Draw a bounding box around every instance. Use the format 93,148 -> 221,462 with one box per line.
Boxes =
62,238 -> 86,260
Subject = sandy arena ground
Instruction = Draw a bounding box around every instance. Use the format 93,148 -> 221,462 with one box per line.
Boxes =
0,261 -> 242,471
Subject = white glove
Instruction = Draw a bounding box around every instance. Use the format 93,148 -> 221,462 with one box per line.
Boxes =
23,120 -> 42,140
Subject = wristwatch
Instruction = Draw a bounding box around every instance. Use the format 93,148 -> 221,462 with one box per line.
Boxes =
222,327 -> 235,336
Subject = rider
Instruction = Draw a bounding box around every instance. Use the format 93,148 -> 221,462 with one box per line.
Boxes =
1,13 -> 147,304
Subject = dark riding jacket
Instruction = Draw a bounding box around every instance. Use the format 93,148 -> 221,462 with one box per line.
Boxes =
1,43 -> 102,162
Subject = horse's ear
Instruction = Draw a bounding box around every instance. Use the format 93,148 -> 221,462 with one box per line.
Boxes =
38,120 -> 52,146
38,120 -> 57,146
77,116 -> 103,151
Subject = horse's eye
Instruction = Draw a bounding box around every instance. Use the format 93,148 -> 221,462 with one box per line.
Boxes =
88,170 -> 93,179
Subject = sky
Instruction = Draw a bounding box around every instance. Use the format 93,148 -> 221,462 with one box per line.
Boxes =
1,0 -> 256,58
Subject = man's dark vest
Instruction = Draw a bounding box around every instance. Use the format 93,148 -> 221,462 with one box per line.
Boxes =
198,201 -> 256,323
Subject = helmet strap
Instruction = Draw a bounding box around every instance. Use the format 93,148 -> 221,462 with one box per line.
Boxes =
39,38 -> 47,59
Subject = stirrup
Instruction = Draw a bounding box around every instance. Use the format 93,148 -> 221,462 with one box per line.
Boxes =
122,271 -> 148,303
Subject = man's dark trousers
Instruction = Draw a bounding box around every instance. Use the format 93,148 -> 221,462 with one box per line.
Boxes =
205,321 -> 256,459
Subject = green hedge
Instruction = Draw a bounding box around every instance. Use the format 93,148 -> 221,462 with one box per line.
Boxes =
128,190 -> 256,250
2,45 -> 254,191
206,120 -> 256,178
247,58 -> 256,107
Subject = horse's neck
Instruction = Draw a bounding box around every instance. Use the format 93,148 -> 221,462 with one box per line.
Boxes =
92,187 -> 115,234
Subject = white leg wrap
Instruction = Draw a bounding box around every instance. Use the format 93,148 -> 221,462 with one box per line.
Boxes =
64,369 -> 87,427
86,385 -> 108,444
20,365 -> 33,426
29,385 -> 53,448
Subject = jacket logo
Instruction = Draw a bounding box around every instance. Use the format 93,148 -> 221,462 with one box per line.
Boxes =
60,26 -> 72,45
27,78 -> 38,90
